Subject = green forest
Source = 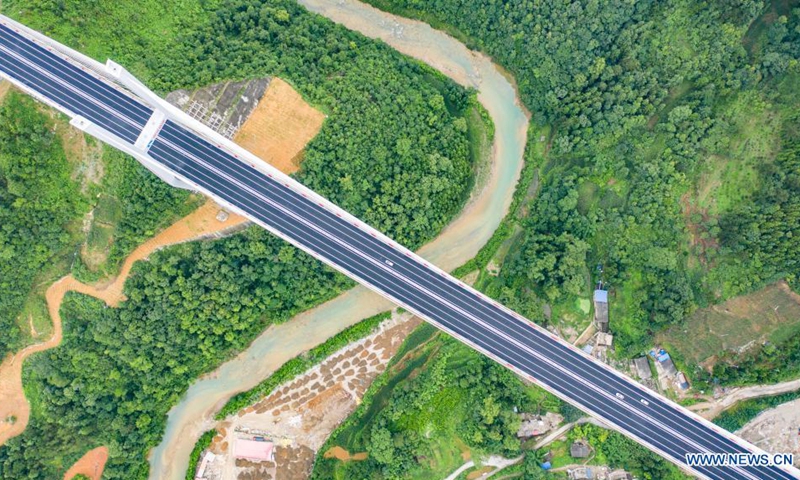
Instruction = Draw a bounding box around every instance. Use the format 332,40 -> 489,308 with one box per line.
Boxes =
0,0 -> 481,477
0,229 -> 349,477
367,0 -> 800,364
0,92 -> 81,359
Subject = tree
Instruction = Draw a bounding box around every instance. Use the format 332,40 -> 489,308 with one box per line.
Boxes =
368,425 -> 395,465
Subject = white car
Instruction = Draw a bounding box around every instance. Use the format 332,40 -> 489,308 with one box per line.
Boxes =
615,393 -> 625,400
640,399 -> 650,406
384,259 -> 394,267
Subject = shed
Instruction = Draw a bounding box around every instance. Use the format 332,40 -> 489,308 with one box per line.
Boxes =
677,372 -> 690,390
633,357 -> 652,379
570,441 -> 591,458
593,290 -> 609,332
234,438 -> 275,462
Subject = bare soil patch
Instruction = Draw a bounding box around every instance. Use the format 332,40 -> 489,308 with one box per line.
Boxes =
63,446 -> 109,480
323,446 -> 368,461
0,80 -> 12,104
200,313 -> 419,480
737,398 -> 800,466
233,78 -> 325,175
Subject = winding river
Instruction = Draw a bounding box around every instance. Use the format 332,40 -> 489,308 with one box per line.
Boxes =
148,1 -> 529,478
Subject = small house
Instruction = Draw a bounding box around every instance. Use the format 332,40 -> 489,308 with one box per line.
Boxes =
655,350 -> 678,376
570,440 -> 591,458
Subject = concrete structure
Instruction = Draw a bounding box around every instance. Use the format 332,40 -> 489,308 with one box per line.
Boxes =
569,466 -> 594,480
677,372 -> 690,390
595,332 -> 613,347
517,412 -> 562,438
1,15 -> 797,480
609,471 -> 633,480
195,451 -> 215,479
594,289 -> 609,332
571,441 -> 591,458
633,357 -> 652,379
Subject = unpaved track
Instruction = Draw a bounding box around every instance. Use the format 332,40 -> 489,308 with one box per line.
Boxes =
689,377 -> 800,419
0,201 -> 246,449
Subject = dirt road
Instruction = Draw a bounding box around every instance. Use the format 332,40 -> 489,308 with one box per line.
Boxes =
689,378 -> 800,419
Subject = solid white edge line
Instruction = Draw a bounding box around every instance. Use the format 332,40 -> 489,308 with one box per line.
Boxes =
5,16 -> 799,480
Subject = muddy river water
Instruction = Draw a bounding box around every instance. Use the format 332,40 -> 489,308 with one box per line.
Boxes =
148,1 -> 529,478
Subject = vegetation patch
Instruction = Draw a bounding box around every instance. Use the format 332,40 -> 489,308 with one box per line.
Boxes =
659,281 -> 800,367
0,91 -> 83,359
312,328 -> 561,480
714,388 -> 800,432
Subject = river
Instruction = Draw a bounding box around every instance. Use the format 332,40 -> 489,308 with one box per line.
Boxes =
147,1 -> 529,478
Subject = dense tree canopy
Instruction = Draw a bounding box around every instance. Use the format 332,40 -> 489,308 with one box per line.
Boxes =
0,92 -> 81,358
153,0 -> 476,248
0,228 -> 351,478
369,0 -> 800,355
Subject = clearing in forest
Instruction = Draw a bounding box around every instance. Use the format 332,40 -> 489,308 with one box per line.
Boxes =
233,78 -> 326,175
63,446 -> 109,480
658,281 -> 800,367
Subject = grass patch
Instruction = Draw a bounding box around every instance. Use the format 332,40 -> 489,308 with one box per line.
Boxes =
658,282 -> 800,366
93,193 -> 122,225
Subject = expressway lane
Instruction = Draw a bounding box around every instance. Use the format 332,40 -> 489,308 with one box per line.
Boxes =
0,16 -> 796,480
148,123 -> 786,480
155,120 -> 787,480
0,25 -> 149,143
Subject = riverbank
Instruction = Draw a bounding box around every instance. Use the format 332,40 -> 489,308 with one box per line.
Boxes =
147,1 -> 529,477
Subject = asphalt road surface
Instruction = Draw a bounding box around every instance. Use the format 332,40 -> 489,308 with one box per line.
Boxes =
1,18 -> 797,480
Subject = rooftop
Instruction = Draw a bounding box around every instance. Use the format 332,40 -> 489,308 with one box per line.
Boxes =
234,438 -> 274,461
594,289 -> 608,303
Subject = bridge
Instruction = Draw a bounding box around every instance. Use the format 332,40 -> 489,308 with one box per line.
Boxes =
0,14 -> 797,480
